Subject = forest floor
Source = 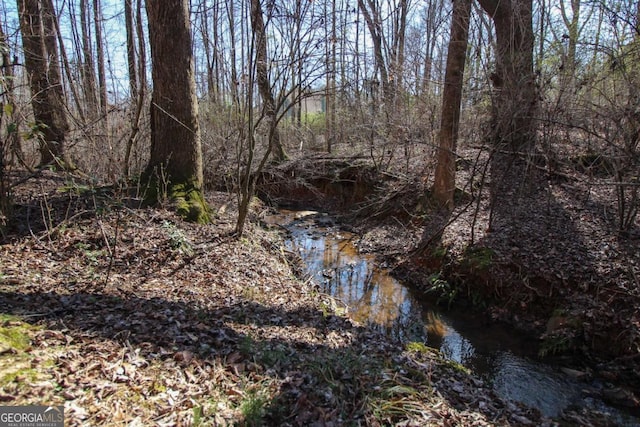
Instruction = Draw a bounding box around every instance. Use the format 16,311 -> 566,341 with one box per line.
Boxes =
0,169 -> 623,426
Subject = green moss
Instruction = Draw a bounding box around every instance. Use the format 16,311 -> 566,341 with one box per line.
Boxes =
0,315 -> 51,390
462,247 -> 494,270
442,358 -> 471,374
141,171 -> 211,223
168,182 -> 211,224
405,342 -> 436,354
0,314 -> 33,352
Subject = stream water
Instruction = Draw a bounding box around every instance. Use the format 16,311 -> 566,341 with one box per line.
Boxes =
266,209 -> 640,424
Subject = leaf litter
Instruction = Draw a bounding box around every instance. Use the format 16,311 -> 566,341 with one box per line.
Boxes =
0,170 -> 613,426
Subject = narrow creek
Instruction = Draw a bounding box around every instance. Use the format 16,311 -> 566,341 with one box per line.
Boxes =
266,209 -> 639,424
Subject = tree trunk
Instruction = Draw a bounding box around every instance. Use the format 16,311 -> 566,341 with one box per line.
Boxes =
392,0 -> 408,97
123,0 -> 144,178
477,0 -> 537,154
421,0 -> 442,96
80,0 -> 98,118
124,0 -> 137,99
0,20 -> 25,166
227,1 -> 239,106
250,0 -> 288,162
559,0 -> 581,80
477,0 -> 540,229
325,0 -> 336,153
144,0 -> 209,223
93,0 -> 108,117
433,0 -> 472,210
17,0 -> 71,168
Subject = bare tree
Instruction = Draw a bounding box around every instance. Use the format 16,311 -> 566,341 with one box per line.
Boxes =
433,0 -> 472,209
123,0 -> 146,178
558,0 -> 581,79
17,0 -> 71,168
93,0 -> 107,117
124,0 -> 137,98
79,0 -> 98,118
477,0 -> 537,154
144,0 -> 209,222
0,20 -> 25,166
357,0 -> 392,106
421,0 -> 445,96
250,0 -> 287,163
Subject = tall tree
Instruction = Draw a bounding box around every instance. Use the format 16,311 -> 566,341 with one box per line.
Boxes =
17,0 -> 71,168
421,0 -> 444,95
0,19 -> 25,166
124,0 -> 137,99
477,0 -> 537,154
250,0 -> 287,162
433,0 -> 472,209
477,0 -> 540,231
93,0 -> 108,117
80,0 -> 98,118
123,0 -> 145,178
325,0 -> 336,153
144,0 -> 209,222
358,0 -> 391,105
558,0 -> 591,82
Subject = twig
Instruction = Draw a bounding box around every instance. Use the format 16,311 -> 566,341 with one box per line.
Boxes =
100,209 -> 122,289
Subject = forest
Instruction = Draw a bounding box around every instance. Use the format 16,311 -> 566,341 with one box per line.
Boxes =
0,0 -> 639,425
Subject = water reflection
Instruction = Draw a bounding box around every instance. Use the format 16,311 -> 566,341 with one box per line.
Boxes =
274,211 -> 639,422
288,222 -> 411,331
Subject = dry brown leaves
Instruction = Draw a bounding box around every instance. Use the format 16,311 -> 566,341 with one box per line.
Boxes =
0,172 -> 550,426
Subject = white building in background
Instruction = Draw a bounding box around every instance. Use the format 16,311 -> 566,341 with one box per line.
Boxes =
299,93 -> 325,115
284,91 -> 326,119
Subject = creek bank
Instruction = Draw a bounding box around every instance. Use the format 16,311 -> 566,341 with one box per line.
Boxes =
257,157 -> 640,417
268,207 -> 640,425
2,170 -> 559,426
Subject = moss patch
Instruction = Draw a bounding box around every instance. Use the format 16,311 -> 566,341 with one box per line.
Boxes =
0,315 -> 55,395
405,341 -> 438,355
141,172 -> 211,223
0,314 -> 33,352
461,247 -> 494,271
169,182 -> 211,223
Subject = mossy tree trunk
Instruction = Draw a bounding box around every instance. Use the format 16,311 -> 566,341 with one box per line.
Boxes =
144,0 -> 209,223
